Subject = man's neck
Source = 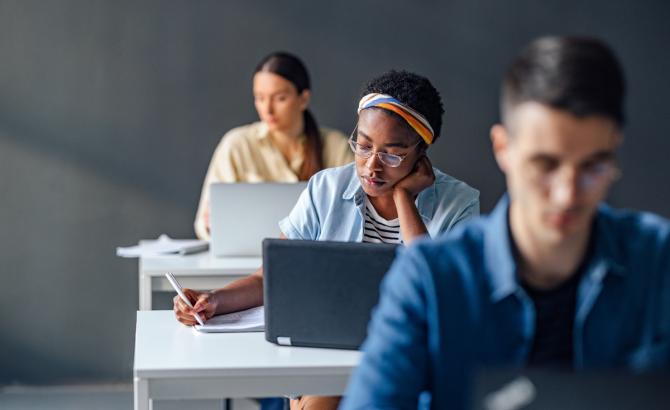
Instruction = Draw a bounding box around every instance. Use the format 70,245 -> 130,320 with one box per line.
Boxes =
509,203 -> 593,290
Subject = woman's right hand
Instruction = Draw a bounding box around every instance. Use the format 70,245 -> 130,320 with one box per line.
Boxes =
173,288 -> 218,326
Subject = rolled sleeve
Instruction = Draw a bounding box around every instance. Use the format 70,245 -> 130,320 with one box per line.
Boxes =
278,180 -> 321,240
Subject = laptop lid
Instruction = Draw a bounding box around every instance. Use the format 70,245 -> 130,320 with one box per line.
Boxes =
472,368 -> 670,410
210,182 -> 307,257
263,238 -> 399,350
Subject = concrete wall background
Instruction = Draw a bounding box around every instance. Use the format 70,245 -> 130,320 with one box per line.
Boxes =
1,0 -> 668,384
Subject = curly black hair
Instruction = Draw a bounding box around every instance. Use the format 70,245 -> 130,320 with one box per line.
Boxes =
361,70 -> 444,144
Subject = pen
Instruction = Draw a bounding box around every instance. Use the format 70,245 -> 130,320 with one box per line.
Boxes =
165,272 -> 205,326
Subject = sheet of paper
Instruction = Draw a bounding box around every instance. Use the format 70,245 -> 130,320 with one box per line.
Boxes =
194,306 -> 265,333
116,234 -> 208,257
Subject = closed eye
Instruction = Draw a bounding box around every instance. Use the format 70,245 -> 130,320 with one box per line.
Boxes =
529,156 -> 560,173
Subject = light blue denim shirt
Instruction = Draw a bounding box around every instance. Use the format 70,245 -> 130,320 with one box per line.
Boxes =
278,163 -> 480,241
341,195 -> 670,410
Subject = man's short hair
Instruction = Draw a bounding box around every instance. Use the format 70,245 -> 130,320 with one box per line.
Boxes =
502,36 -> 626,127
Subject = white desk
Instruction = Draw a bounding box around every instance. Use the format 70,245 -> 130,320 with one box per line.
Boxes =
134,311 -> 360,410
138,251 -> 261,310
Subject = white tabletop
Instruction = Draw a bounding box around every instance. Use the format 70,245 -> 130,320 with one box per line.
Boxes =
134,311 -> 361,379
140,251 -> 261,276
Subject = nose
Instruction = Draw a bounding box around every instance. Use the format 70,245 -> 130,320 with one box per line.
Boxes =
365,152 -> 383,171
258,99 -> 273,116
549,167 -> 579,207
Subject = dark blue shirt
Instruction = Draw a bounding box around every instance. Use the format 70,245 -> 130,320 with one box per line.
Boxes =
342,196 -> 670,410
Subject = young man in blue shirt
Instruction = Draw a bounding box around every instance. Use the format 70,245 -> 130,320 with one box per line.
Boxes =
342,36 -> 670,409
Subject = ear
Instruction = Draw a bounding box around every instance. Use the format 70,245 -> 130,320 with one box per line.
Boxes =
299,89 -> 311,111
490,124 -> 511,173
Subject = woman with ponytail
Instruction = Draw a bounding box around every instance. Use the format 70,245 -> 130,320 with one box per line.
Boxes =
194,52 -> 352,240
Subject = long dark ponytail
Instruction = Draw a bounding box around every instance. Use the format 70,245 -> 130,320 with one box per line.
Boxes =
254,52 -> 324,181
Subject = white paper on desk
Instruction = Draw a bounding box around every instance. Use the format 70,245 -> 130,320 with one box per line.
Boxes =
116,234 -> 208,258
194,306 -> 265,333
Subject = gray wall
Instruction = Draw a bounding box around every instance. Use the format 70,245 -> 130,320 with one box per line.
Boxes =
1,0 -> 668,384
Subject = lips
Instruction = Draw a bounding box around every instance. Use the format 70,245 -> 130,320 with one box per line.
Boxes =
362,176 -> 386,187
546,211 -> 579,229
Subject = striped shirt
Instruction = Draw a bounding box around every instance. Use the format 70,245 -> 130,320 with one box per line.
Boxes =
363,198 -> 402,244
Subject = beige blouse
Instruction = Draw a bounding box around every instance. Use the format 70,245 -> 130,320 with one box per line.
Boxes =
194,121 -> 353,239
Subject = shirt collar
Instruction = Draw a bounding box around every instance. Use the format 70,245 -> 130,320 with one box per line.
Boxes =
341,167 -> 435,221
484,195 -> 627,303
255,121 -> 308,143
254,121 -> 271,141
484,195 -> 518,302
588,203 -> 627,278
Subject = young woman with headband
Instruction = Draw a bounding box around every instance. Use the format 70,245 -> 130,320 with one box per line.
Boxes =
177,70 -> 480,409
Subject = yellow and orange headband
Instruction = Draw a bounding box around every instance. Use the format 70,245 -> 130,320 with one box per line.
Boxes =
357,93 -> 435,145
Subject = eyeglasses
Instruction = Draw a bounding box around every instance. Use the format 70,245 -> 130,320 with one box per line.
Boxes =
530,161 -> 621,193
348,131 -> 421,168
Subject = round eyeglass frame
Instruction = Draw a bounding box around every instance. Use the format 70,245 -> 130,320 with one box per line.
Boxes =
348,129 -> 422,168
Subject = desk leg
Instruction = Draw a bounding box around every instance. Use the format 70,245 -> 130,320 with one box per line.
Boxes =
134,376 -> 150,410
139,273 -> 152,310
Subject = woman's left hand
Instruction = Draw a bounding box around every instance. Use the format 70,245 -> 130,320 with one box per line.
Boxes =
393,156 -> 435,198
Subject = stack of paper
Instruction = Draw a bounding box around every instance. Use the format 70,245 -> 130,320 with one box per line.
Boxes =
194,306 -> 265,333
116,234 -> 208,257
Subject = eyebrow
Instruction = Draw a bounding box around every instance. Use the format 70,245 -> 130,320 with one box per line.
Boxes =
357,129 -> 411,148
529,150 -> 616,164
582,150 -> 616,163
254,88 -> 292,97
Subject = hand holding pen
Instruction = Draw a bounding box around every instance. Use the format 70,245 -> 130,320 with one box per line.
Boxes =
167,273 -> 217,326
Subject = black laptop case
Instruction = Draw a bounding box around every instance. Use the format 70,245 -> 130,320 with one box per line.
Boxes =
263,239 -> 399,350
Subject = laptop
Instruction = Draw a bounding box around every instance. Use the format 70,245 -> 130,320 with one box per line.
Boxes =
472,367 -> 670,410
209,182 -> 307,257
263,238 -> 399,350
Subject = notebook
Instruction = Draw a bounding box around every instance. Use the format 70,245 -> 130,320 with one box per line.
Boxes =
194,306 -> 264,333
209,182 -> 307,257
116,234 -> 208,257
263,239 -> 399,350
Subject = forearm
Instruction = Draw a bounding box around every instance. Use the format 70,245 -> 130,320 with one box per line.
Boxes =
393,188 -> 428,244
210,267 -> 264,314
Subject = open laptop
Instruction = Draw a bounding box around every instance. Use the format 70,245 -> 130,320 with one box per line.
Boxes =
209,182 -> 307,257
472,367 -> 670,410
263,238 -> 399,350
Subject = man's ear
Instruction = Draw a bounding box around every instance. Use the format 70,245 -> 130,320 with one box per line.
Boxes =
299,89 -> 311,111
490,124 -> 511,173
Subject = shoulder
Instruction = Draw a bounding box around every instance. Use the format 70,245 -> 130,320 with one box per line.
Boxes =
308,162 -> 357,191
599,205 -> 670,255
604,205 -> 670,232
413,217 -> 487,269
319,127 -> 350,153
216,122 -> 264,151
319,126 -> 353,165
384,220 -> 488,310
319,126 -> 349,143
432,168 -> 480,206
